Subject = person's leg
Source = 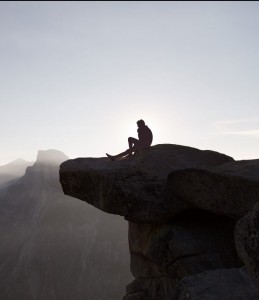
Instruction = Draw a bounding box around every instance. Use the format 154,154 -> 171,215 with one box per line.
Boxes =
128,137 -> 139,150
106,138 -> 140,161
106,145 -> 139,160
109,148 -> 133,159
106,149 -> 130,160
106,153 -> 116,161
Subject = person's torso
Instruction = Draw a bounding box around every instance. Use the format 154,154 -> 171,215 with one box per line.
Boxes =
138,125 -> 153,146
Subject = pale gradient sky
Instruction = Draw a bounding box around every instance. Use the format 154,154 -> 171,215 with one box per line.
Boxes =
1,1 -> 259,165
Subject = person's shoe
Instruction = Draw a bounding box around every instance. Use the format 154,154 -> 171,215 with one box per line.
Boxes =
106,153 -> 115,161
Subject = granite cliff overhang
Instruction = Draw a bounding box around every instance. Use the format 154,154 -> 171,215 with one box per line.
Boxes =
59,144 -> 237,223
59,144 -> 259,299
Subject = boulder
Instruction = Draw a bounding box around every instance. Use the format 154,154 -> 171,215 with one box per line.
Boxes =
167,159 -> 259,219
59,144 -> 233,223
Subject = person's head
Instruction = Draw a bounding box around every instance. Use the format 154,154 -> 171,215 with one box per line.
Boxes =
137,119 -> 145,128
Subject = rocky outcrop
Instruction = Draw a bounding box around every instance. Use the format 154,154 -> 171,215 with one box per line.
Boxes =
126,209 -> 243,299
60,144 -> 233,223
59,144 -> 259,299
167,159 -> 259,219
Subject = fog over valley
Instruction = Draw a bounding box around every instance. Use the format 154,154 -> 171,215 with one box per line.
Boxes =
0,149 -> 132,300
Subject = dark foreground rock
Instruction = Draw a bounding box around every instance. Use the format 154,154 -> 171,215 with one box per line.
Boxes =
60,144 -> 233,223
59,144 -> 259,299
124,267 -> 259,300
167,159 -> 259,219
235,201 -> 259,282
126,210 -> 243,299
172,267 -> 259,300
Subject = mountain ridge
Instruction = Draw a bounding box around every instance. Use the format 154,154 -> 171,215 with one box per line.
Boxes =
0,148 -> 132,300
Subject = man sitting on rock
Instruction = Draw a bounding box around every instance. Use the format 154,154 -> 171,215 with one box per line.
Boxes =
106,119 -> 153,161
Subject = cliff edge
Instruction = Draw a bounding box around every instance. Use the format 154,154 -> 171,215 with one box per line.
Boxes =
59,144 -> 259,299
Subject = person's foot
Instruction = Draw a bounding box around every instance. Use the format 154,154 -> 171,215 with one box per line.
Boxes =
106,153 -> 115,161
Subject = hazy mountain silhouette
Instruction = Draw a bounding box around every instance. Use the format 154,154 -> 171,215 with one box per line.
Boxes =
0,159 -> 33,189
0,150 -> 132,300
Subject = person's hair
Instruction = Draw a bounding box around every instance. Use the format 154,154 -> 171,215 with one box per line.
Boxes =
137,119 -> 145,126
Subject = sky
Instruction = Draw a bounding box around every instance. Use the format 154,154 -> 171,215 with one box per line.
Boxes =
0,1 -> 259,165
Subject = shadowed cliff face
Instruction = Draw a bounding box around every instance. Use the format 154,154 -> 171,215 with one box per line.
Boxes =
59,144 -> 259,300
0,150 -> 132,300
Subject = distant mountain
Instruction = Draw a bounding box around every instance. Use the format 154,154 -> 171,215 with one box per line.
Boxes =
0,150 -> 132,300
0,158 -> 33,189
35,149 -> 69,164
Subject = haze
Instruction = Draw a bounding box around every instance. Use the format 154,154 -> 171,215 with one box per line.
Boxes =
1,2 -> 259,165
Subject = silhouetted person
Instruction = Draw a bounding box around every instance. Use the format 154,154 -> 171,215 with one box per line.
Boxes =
106,119 -> 153,161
